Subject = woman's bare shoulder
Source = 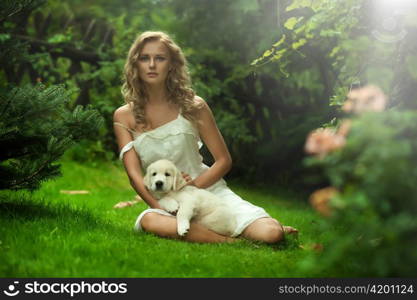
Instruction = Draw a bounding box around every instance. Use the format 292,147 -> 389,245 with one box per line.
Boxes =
193,95 -> 206,105
113,103 -> 134,123
193,95 -> 209,112
192,95 -> 217,125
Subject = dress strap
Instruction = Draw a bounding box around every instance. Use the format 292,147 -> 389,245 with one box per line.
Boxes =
114,122 -> 138,135
119,141 -> 134,160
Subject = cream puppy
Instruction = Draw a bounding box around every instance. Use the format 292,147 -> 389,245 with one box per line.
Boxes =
144,159 -> 237,237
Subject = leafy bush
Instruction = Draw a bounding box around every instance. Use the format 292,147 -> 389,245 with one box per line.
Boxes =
0,84 -> 103,191
64,140 -> 115,166
302,86 -> 417,276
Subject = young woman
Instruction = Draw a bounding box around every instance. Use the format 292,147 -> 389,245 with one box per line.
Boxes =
113,31 -> 297,243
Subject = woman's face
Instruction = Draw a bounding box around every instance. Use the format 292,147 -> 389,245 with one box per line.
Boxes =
137,40 -> 171,87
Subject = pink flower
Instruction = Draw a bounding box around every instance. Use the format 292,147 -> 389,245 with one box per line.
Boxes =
337,119 -> 352,137
305,128 -> 346,158
343,85 -> 387,113
309,187 -> 339,217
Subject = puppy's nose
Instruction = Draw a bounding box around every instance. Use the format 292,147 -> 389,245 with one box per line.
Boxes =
155,181 -> 163,189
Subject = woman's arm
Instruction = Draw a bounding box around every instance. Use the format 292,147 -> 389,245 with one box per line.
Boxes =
191,97 -> 232,189
113,106 -> 162,209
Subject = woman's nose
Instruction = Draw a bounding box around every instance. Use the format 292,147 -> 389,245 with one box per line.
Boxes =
149,58 -> 156,68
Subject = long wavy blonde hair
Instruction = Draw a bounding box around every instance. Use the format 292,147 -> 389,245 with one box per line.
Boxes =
121,31 -> 200,129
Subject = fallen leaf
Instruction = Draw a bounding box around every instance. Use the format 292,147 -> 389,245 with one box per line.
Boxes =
299,243 -> 324,252
312,243 -> 324,252
60,190 -> 90,195
113,200 -> 140,209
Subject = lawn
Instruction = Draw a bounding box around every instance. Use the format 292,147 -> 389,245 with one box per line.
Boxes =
0,159 -> 339,277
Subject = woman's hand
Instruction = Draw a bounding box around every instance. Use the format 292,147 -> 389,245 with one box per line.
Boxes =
181,172 -> 195,186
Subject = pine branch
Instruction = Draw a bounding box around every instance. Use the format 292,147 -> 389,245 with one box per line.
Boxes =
0,89 -> 16,117
0,0 -> 103,192
7,156 -> 58,189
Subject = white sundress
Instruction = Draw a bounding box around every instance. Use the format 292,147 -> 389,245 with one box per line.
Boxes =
117,113 -> 270,237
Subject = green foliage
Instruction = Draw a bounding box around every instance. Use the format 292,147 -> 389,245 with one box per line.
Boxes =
0,84 -> 103,190
253,0 -> 365,100
5,0 -> 417,187
303,110 -> 417,276
64,140 -> 114,166
2,0 -> 330,183
251,0 -> 417,185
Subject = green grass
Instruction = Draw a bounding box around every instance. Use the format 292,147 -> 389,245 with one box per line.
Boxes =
0,160 -> 339,277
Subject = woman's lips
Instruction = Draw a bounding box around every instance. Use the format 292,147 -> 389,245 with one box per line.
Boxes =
147,73 -> 158,77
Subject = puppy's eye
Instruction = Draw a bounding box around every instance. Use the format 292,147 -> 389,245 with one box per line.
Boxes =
152,172 -> 157,176
165,173 -> 171,177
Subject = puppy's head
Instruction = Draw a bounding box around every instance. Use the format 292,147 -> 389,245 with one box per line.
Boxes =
144,159 -> 185,197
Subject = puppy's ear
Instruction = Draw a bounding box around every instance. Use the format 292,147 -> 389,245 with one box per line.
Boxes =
143,170 -> 151,190
173,168 -> 186,191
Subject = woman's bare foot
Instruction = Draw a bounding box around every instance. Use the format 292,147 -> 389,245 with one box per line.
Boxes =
225,236 -> 238,243
283,226 -> 298,235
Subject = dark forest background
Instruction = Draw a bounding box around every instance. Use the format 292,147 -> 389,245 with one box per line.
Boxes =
2,0 -> 416,189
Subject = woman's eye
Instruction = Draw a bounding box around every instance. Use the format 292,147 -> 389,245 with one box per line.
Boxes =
139,56 -> 149,61
156,57 -> 165,61
165,173 -> 171,177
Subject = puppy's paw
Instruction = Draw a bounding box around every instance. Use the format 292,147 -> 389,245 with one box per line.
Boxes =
159,197 -> 179,214
164,201 -> 179,214
177,221 -> 190,236
177,227 -> 189,236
